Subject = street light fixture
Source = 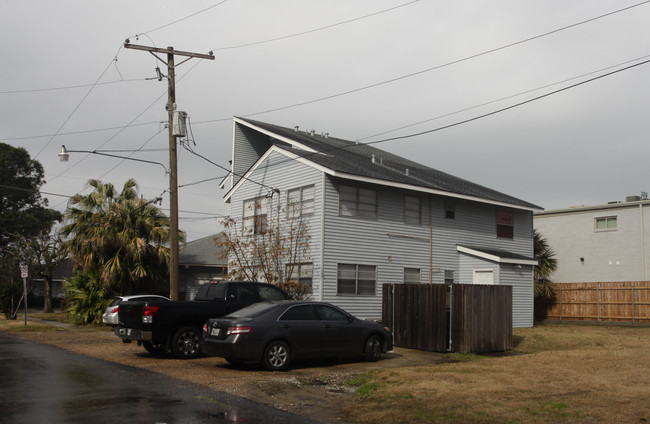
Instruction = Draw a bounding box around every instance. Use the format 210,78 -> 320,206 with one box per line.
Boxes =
58,145 -> 169,174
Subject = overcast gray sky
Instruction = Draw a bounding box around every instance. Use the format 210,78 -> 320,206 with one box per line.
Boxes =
2,0 -> 650,241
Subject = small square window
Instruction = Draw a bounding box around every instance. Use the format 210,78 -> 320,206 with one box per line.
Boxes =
595,216 -> 617,231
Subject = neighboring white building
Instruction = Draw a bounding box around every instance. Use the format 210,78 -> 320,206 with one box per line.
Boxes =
221,118 -> 541,327
534,195 -> 650,283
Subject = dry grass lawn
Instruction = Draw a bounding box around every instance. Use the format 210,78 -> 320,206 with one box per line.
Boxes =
1,315 -> 648,423
343,324 -> 650,423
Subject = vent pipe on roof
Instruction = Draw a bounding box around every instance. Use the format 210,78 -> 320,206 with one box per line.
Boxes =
310,129 -> 315,136
405,168 -> 410,176
294,126 -> 299,132
371,154 -> 376,164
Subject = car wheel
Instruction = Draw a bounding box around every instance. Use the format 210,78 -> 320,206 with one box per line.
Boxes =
142,341 -> 167,355
170,326 -> 201,359
364,334 -> 381,362
262,340 -> 291,371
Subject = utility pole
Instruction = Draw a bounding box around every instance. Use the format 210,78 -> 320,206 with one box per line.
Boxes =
124,42 -> 214,301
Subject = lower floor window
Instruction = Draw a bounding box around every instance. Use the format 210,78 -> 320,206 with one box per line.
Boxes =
286,262 -> 313,290
404,267 -> 421,284
337,264 -> 376,295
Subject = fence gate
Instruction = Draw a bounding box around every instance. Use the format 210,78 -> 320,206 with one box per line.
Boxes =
382,283 -> 513,353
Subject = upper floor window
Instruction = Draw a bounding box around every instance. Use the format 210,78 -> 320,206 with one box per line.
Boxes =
595,216 -> 617,231
496,210 -> 513,239
339,185 -> 377,220
445,203 -> 456,219
287,185 -> 315,219
404,196 -> 421,225
243,197 -> 268,235
337,264 -> 376,295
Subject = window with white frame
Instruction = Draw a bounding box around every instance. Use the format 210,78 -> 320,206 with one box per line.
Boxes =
243,196 -> 268,235
404,196 -> 421,225
339,185 -> 377,220
337,264 -> 376,295
595,216 -> 617,231
286,262 -> 313,290
287,185 -> 315,219
404,267 -> 421,283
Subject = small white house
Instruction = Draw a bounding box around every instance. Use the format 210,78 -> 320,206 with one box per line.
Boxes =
534,195 -> 650,283
221,118 -> 541,327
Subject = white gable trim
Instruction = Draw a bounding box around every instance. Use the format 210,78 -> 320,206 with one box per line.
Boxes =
457,245 -> 538,266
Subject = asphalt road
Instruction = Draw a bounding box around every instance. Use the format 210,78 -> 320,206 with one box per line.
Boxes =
0,332 -> 322,424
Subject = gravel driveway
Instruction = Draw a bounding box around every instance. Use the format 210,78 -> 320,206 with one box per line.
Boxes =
12,320 -> 447,423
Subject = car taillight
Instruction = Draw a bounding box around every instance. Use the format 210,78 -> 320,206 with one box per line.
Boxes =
142,306 -> 158,324
226,326 -> 252,336
111,307 -> 119,313
203,323 -> 208,333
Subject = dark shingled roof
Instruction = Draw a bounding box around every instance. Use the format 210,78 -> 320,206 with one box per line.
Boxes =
179,233 -> 228,266
238,118 -> 541,210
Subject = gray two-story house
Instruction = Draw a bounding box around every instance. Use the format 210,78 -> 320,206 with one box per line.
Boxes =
221,117 -> 541,327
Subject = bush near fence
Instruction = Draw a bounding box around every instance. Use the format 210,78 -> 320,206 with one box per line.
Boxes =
544,281 -> 650,323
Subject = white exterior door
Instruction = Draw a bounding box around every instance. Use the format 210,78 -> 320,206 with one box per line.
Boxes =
473,270 -> 495,285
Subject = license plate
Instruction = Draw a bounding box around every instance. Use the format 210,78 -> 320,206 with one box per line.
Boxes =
210,328 -> 221,337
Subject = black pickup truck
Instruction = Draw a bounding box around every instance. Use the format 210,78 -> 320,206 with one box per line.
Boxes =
115,280 -> 290,359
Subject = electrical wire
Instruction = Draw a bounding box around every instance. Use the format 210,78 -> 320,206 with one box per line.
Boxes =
358,54 -> 650,142
193,0 -> 650,124
33,43 -> 126,160
210,0 -> 420,52
137,0 -> 230,36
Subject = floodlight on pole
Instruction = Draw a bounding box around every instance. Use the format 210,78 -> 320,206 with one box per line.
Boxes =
58,145 -> 169,174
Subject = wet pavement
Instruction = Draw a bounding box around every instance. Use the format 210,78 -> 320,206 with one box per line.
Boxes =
0,332 -> 322,424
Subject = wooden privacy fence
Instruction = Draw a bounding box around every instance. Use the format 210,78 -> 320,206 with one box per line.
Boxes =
544,281 -> 650,323
382,283 -> 512,353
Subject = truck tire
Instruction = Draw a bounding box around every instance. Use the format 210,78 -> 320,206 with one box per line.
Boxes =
170,326 -> 201,359
142,341 -> 167,355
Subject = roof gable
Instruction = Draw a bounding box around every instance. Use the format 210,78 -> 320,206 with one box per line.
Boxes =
232,117 -> 541,211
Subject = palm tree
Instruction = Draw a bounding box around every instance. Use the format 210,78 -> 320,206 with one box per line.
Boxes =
60,178 -> 181,296
533,230 -> 558,321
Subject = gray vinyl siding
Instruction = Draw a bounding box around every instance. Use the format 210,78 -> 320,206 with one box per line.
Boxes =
500,265 -> 534,328
232,123 -> 274,188
228,151 -> 324,295
227,147 -> 534,324
321,178 -> 534,324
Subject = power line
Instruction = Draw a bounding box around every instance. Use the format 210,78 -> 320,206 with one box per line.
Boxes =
0,79 -> 146,95
137,0 -> 230,35
33,43 -> 126,160
210,0 -> 420,52
193,0 -> 650,124
358,54 -> 650,142
362,58 -> 650,145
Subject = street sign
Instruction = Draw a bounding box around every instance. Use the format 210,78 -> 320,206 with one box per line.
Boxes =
20,264 -> 28,278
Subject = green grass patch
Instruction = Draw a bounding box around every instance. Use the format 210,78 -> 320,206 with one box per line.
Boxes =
447,353 -> 483,362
